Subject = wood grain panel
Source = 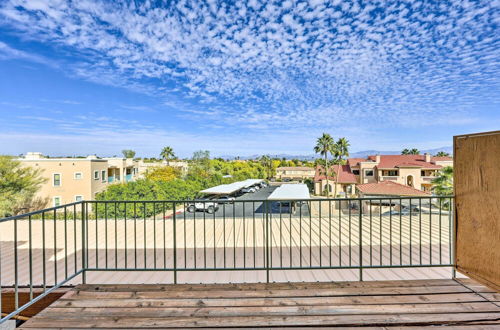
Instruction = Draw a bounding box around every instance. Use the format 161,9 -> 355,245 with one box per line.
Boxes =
454,130 -> 500,291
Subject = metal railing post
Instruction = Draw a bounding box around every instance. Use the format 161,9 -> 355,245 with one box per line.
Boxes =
173,202 -> 177,284
359,200 -> 363,281
81,201 -> 86,284
265,200 -> 270,283
450,197 -> 456,279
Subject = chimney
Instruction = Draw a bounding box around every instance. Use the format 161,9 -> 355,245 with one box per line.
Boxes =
375,154 -> 381,163
425,153 -> 431,163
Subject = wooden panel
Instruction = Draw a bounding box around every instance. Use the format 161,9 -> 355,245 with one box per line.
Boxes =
21,280 -> 500,328
454,131 -> 500,291
1,288 -> 69,318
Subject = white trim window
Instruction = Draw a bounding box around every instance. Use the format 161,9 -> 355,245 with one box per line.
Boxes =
53,173 -> 62,187
94,171 -> 100,180
53,196 -> 61,207
74,172 -> 83,180
101,170 -> 106,183
75,195 -> 83,202
365,170 -> 374,177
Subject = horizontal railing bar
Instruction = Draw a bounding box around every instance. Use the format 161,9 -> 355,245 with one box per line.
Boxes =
85,264 -> 453,272
82,196 -> 454,203
0,201 -> 84,222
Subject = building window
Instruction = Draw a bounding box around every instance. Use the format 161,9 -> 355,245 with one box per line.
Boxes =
53,196 -> 61,207
74,172 -> 82,180
352,170 -> 360,175
421,170 -> 426,176
53,173 -> 61,186
75,195 -> 83,202
388,170 -> 398,176
94,171 -> 99,180
365,170 -> 374,177
101,170 -> 106,182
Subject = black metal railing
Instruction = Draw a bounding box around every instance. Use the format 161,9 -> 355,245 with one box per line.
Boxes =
0,196 -> 454,324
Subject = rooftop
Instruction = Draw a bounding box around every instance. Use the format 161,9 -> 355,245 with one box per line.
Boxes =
356,180 -> 432,196
314,164 -> 357,183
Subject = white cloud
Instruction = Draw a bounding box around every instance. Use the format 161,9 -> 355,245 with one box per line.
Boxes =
0,0 -> 498,133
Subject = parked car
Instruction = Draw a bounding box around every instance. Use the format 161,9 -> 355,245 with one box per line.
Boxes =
217,196 -> 236,204
241,187 -> 256,193
382,207 -> 421,216
187,199 -> 219,214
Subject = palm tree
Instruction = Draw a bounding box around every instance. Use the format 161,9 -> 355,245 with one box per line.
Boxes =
435,151 -> 450,157
401,148 -> 420,155
259,155 -> 273,180
314,133 -> 335,197
432,166 -> 453,210
160,146 -> 175,166
432,166 -> 453,195
332,137 -> 350,197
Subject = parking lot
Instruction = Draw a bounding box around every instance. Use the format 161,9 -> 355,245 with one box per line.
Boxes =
183,185 -> 311,218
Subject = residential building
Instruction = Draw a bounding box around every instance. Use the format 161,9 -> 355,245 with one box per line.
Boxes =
18,152 -> 139,206
356,180 -> 431,197
137,160 -> 189,178
104,157 -> 139,183
314,153 -> 452,196
275,166 -> 315,182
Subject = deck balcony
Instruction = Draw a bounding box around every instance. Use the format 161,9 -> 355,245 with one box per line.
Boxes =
1,196 -> 498,328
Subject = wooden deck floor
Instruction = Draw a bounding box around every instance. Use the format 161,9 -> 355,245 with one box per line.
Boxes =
21,278 -> 500,328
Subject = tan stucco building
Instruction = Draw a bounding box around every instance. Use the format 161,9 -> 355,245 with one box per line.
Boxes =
137,160 -> 189,178
19,152 -> 139,207
314,154 -> 453,196
275,167 -> 315,182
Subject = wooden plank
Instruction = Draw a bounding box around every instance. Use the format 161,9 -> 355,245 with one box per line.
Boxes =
73,279 -> 460,292
21,312 -> 500,328
0,289 -> 69,318
51,292 -> 487,308
65,285 -> 471,299
35,302 -> 500,318
454,131 -> 500,291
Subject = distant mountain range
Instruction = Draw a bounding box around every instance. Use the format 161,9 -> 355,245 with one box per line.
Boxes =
220,146 -> 453,160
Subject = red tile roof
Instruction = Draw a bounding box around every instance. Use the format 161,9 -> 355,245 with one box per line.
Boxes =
347,158 -> 368,167
356,181 -> 431,196
364,155 -> 446,169
314,165 -> 357,183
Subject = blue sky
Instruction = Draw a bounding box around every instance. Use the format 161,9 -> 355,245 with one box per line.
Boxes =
0,0 -> 498,158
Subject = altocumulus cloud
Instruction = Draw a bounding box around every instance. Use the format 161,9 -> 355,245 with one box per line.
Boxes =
0,0 -> 499,130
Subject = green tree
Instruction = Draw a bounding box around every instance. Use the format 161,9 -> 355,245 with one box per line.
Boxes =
122,149 -> 136,158
145,166 -> 181,182
435,151 -> 450,157
0,156 -> 47,217
432,166 -> 453,195
314,133 -> 335,197
401,148 -> 420,155
332,137 -> 350,197
259,155 -> 273,179
160,146 -> 176,165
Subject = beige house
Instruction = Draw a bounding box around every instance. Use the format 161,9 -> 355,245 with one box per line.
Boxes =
104,157 -> 138,183
275,167 -> 315,182
137,160 -> 189,178
314,154 -> 453,196
19,152 -> 139,207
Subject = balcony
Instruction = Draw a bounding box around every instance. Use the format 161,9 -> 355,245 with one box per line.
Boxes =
125,174 -> 133,182
380,175 -> 398,181
107,176 -> 115,183
422,176 -> 436,182
1,197 -> 499,327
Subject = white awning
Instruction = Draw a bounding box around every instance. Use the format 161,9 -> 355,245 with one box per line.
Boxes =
200,179 -> 264,195
267,184 -> 310,200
